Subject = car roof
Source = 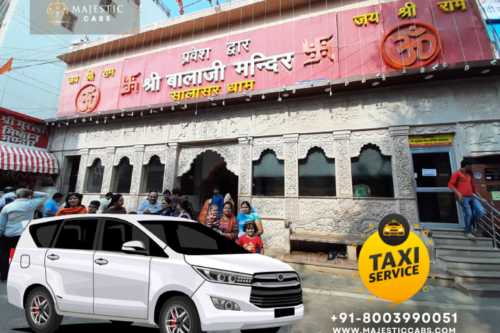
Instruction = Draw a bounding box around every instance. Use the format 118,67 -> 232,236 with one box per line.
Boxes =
26,214 -> 197,226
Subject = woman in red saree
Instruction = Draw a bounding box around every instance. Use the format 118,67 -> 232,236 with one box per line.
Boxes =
218,201 -> 239,241
56,193 -> 87,216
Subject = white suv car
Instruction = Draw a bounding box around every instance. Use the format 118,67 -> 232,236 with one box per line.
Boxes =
7,215 -> 303,333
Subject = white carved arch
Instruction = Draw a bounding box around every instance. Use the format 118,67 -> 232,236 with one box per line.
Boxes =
87,156 -> 105,167
178,144 -> 239,177
350,139 -> 392,158
252,146 -> 284,161
143,153 -> 166,165
114,147 -> 136,166
114,155 -> 133,166
298,143 -> 335,159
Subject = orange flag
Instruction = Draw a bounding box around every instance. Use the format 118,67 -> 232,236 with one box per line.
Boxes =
0,57 -> 13,75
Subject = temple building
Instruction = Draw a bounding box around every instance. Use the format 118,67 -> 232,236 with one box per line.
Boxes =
47,0 -> 500,261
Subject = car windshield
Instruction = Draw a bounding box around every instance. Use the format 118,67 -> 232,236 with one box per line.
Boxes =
388,222 -> 400,226
138,220 -> 250,255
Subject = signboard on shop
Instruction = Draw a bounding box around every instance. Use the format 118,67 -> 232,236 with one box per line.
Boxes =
409,134 -> 453,147
0,111 -> 49,149
479,0 -> 500,20
57,0 -> 493,117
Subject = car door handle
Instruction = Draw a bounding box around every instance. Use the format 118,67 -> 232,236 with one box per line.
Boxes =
47,254 -> 59,261
94,258 -> 108,266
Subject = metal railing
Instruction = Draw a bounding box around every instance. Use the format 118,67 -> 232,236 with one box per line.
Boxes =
475,195 -> 500,249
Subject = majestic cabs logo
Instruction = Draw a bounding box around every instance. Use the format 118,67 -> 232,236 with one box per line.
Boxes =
75,84 -> 101,114
358,214 -> 430,306
381,22 -> 441,69
46,0 -> 69,25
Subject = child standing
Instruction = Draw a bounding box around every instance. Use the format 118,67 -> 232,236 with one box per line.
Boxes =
237,221 -> 265,255
206,205 -> 220,232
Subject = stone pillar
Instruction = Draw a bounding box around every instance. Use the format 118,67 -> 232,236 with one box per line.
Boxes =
389,126 -> 418,224
101,147 -> 115,194
238,137 -> 253,204
130,145 -> 145,195
333,130 -> 353,198
284,134 -> 299,197
284,134 -> 299,231
75,149 -> 89,193
163,143 -> 179,192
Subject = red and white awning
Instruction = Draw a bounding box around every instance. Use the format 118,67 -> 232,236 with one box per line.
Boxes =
0,144 -> 59,174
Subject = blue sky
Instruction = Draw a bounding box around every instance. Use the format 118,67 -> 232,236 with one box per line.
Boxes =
168,0 -> 234,18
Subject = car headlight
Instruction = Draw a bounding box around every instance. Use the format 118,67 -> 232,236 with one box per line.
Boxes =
385,229 -> 389,232
192,266 -> 253,286
399,228 -> 403,232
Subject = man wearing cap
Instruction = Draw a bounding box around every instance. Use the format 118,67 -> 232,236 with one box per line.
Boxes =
448,159 -> 487,240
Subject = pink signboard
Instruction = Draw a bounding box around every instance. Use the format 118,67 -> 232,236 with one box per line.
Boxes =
58,0 -> 493,118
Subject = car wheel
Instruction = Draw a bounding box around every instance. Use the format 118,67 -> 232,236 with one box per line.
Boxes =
241,327 -> 281,333
159,296 -> 205,333
25,287 -> 63,333
110,320 -> 133,326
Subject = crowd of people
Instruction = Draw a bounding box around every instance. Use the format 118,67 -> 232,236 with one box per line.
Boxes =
0,185 -> 266,282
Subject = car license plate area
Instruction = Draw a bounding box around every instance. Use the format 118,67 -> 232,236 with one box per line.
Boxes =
275,308 -> 294,318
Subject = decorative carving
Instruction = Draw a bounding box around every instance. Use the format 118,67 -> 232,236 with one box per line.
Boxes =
253,137 -> 283,145
114,147 -> 136,166
65,129 -> 85,149
145,123 -> 167,139
252,198 -> 286,218
465,123 -> 500,147
256,110 -> 285,128
75,153 -> 89,193
85,128 -> 104,143
351,130 -> 389,139
102,126 -> 122,142
178,144 -> 240,177
409,125 -> 456,135
261,219 -> 284,249
286,198 -> 299,221
51,131 -> 66,151
392,135 -> 414,198
334,140 -> 353,197
285,142 -> 298,196
170,121 -> 191,141
195,118 -> 225,139
399,200 -> 418,224
130,150 -> 144,195
227,115 -> 250,136
287,108 -> 320,126
124,127 -> 143,141
101,154 -> 114,193
455,88 -> 497,114
324,101 -> 361,124
295,200 -> 396,235
143,145 -> 167,165
407,92 -> 448,114
252,145 -> 284,161
366,101 -> 403,121
239,144 -> 252,196
163,147 -> 178,191
298,133 -> 335,159
350,139 -> 392,157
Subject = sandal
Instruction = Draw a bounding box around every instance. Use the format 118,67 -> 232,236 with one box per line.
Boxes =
337,250 -> 347,259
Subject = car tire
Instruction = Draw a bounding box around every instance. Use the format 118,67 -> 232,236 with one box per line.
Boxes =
25,287 -> 63,333
159,296 -> 205,333
241,327 -> 281,333
110,320 -> 133,326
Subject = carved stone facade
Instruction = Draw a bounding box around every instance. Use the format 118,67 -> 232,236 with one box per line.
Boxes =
50,76 -> 500,249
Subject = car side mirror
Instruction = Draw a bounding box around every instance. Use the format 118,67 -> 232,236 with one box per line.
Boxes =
122,240 -> 146,254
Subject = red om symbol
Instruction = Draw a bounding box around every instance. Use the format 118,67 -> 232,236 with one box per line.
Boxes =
382,22 -> 441,69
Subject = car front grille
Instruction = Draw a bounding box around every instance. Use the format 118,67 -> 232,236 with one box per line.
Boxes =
250,272 -> 302,309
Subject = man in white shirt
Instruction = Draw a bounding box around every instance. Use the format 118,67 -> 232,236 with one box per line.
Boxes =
0,189 -> 49,282
97,192 -> 113,213
137,190 -> 162,214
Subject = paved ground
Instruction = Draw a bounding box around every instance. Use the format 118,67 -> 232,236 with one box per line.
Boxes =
2,268 -> 500,333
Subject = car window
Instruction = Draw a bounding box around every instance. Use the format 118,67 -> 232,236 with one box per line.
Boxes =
388,223 -> 399,226
30,221 -> 62,248
101,220 -> 166,257
138,221 -> 249,255
53,219 -> 98,251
